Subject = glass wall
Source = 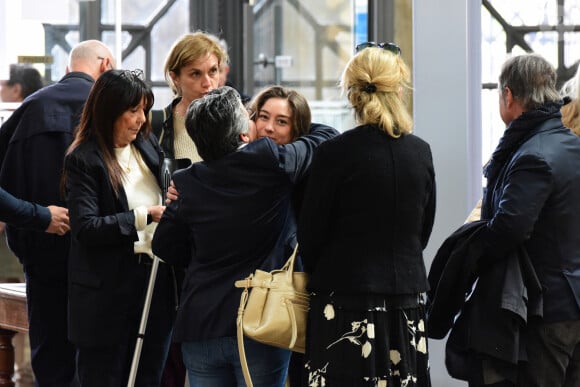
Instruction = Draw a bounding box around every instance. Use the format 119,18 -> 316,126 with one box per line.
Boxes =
481,0 -> 580,167
250,0 -> 358,131
1,0 -> 189,106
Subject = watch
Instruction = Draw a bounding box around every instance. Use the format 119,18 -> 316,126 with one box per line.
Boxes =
146,212 -> 153,225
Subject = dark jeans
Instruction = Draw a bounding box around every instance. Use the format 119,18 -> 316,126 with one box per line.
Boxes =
182,336 -> 291,387
24,263 -> 77,387
518,318 -> 580,387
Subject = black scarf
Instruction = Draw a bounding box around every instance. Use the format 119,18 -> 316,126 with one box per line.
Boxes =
482,101 -> 563,218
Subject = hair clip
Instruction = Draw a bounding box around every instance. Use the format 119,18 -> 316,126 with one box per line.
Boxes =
364,83 -> 377,93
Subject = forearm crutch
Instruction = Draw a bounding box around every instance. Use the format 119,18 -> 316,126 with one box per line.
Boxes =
127,252 -> 160,387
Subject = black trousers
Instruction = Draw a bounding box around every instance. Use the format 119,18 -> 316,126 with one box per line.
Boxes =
76,262 -> 174,387
518,318 -> 580,387
24,262 -> 77,387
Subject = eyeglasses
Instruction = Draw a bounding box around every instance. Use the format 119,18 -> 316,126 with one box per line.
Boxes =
97,56 -> 115,70
355,42 -> 401,55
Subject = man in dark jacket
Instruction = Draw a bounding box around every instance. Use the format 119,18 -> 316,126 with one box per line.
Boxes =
0,63 -> 43,103
472,54 -> 580,386
0,40 -> 114,386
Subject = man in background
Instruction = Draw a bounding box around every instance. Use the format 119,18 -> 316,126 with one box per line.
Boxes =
0,63 -> 45,279
0,63 -> 43,103
464,54 -> 580,386
0,40 -> 114,386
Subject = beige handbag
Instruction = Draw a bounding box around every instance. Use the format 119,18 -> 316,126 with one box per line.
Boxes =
234,244 -> 309,387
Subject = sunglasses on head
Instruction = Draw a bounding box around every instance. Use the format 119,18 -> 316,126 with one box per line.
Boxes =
355,41 -> 401,55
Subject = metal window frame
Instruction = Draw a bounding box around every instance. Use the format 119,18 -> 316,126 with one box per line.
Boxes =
482,0 -> 580,89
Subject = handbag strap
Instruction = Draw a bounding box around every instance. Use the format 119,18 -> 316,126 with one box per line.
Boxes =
236,284 -> 254,387
281,244 -> 299,271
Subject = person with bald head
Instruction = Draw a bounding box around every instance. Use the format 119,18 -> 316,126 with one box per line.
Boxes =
0,39 -> 114,386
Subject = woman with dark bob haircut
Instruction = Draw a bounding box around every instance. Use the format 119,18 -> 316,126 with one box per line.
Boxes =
63,69 -> 173,386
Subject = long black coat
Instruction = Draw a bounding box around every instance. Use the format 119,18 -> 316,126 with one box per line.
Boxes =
64,134 -> 167,346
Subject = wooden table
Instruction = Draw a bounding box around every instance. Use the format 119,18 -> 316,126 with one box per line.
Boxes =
0,283 -> 28,387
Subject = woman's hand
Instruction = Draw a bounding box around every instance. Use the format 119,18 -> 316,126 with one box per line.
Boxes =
165,180 -> 179,204
147,205 -> 166,223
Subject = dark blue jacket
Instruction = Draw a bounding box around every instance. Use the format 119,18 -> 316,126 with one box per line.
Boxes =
0,187 -> 50,230
481,110 -> 580,323
152,123 -> 338,342
0,71 -> 94,266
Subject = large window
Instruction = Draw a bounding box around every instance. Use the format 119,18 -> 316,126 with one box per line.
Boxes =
1,0 -> 189,108
481,0 -> 580,166
250,0 -> 358,131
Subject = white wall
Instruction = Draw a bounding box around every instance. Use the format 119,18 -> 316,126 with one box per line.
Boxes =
0,0 -> 47,80
0,0 -> 11,79
413,1 -> 482,386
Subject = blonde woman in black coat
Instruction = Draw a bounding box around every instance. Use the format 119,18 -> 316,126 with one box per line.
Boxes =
298,43 -> 435,387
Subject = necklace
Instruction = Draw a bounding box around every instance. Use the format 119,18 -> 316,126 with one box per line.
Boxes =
174,100 -> 191,118
117,145 -> 133,173
125,147 -> 132,173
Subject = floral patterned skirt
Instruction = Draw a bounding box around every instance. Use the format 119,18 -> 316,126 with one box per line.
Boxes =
304,291 -> 431,387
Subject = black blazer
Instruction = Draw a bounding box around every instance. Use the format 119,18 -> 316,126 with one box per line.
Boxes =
298,124 -> 436,294
64,133 -> 165,347
152,123 -> 338,342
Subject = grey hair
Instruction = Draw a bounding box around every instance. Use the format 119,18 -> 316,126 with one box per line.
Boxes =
185,86 -> 248,161
499,53 -> 561,110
